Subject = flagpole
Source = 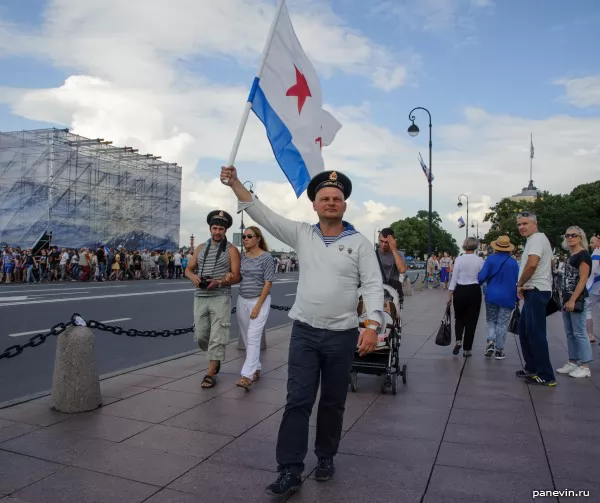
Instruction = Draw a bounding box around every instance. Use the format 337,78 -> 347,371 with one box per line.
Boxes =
223,0 -> 286,183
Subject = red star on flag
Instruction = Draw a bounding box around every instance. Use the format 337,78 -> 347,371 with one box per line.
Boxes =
286,65 -> 312,114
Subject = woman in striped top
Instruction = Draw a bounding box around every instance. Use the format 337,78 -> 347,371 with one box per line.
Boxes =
236,226 -> 276,390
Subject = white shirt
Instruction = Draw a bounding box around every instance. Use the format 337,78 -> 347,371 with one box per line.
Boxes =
174,253 -> 182,267
448,253 -> 484,291
519,232 -> 553,292
60,252 -> 69,265
240,194 -> 384,331
587,247 -> 600,295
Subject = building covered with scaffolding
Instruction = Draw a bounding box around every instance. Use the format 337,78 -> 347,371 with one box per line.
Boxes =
0,128 -> 182,250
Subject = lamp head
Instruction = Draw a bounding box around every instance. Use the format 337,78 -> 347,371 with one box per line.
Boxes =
457,201 -> 463,208
407,123 -> 420,137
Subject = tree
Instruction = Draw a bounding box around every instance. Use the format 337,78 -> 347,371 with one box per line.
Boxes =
390,210 -> 459,258
482,181 -> 600,251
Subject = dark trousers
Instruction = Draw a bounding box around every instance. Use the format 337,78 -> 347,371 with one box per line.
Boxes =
453,284 -> 482,351
519,289 -> 554,381
276,321 -> 358,475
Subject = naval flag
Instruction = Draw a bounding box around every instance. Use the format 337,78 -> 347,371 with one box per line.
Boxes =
418,152 -> 433,182
225,0 -> 341,197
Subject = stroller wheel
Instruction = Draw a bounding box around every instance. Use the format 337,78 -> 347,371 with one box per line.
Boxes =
381,375 -> 391,394
402,364 -> 407,384
350,371 -> 358,392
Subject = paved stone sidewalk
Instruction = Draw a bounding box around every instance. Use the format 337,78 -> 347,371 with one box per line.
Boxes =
1,289 -> 600,503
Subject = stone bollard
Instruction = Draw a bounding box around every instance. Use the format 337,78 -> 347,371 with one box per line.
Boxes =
237,327 -> 268,351
413,273 -> 425,291
52,316 -> 102,413
403,276 -> 413,296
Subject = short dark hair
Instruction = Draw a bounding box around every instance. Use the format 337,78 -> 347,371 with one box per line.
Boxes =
380,228 -> 394,238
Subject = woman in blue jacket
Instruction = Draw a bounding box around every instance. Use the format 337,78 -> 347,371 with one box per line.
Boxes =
478,236 -> 519,359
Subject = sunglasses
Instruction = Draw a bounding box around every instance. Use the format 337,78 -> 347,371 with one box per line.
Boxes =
564,233 -> 580,239
517,211 -> 536,218
242,234 -> 255,240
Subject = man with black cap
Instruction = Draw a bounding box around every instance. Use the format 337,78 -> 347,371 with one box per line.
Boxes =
185,209 -> 241,388
220,165 -> 383,497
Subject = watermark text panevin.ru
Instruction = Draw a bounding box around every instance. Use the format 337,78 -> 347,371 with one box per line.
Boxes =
533,489 -> 590,498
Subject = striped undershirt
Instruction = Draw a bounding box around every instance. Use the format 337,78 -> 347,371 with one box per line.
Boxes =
239,251 -> 276,299
312,221 -> 358,246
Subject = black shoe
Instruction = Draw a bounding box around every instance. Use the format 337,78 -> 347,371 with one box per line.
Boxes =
525,375 -> 557,387
484,341 -> 495,358
515,369 -> 534,378
315,457 -> 335,482
265,470 -> 302,496
494,350 -> 506,360
452,341 -> 462,355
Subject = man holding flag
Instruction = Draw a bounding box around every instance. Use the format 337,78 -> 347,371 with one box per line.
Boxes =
221,166 -> 383,496
219,2 -> 383,495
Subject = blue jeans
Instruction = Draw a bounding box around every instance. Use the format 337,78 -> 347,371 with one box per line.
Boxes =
26,265 -> 35,283
562,298 -> 592,364
276,321 -> 358,474
485,303 -> 512,350
519,289 -> 555,381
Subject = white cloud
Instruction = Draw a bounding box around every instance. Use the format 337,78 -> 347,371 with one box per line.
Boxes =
0,0 -> 414,92
556,75 -> 600,108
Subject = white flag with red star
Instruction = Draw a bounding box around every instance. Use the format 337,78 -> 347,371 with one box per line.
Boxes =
248,1 -> 342,197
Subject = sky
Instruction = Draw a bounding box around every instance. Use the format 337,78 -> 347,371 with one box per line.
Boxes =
0,0 -> 599,253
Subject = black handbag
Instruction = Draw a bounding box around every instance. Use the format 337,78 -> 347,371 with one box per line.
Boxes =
563,292 -> 585,313
435,303 -> 452,346
546,276 -> 562,317
508,303 -> 520,335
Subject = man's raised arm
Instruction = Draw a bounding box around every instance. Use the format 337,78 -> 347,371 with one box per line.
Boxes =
220,165 -> 303,249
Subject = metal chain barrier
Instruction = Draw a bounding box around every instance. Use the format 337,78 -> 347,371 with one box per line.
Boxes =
0,304 -> 293,360
0,321 -> 72,360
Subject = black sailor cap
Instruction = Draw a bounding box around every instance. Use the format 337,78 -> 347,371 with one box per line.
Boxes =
206,210 -> 233,229
306,170 -> 352,202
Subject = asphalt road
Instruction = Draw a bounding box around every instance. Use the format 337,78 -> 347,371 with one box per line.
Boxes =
0,269 -> 424,404
0,273 -> 301,403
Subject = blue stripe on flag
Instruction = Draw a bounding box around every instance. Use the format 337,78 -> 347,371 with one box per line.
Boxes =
248,77 -> 259,103
250,84 -> 311,197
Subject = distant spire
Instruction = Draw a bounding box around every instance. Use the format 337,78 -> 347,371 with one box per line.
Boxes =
529,132 -> 534,183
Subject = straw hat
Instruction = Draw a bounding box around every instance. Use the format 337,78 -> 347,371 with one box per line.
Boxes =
490,235 -> 515,253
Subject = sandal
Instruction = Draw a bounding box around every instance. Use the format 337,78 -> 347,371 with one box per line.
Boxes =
253,370 -> 261,381
201,375 -> 217,388
236,376 -> 253,390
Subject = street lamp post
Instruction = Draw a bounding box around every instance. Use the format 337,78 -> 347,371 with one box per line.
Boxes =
373,226 -> 381,251
237,181 -> 254,252
471,220 -> 479,239
457,194 -> 469,240
407,107 -> 433,256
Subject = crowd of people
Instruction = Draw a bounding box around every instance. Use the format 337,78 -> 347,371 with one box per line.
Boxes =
0,246 -> 198,284
447,215 -> 599,384
2,162 -> 597,498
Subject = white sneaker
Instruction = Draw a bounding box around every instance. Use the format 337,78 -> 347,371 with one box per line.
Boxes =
569,367 -> 591,378
556,362 -> 579,374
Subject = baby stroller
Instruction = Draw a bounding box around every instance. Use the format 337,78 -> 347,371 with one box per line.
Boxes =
350,284 -> 407,395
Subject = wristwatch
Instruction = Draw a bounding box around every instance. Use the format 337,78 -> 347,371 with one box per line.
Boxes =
365,322 -> 382,334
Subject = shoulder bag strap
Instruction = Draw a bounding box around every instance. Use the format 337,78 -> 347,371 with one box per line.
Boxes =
375,250 -> 391,284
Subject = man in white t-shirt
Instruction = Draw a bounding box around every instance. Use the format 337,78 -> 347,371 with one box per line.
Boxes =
586,233 -> 600,343
173,250 -> 183,279
59,248 -> 69,280
515,212 -> 556,386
